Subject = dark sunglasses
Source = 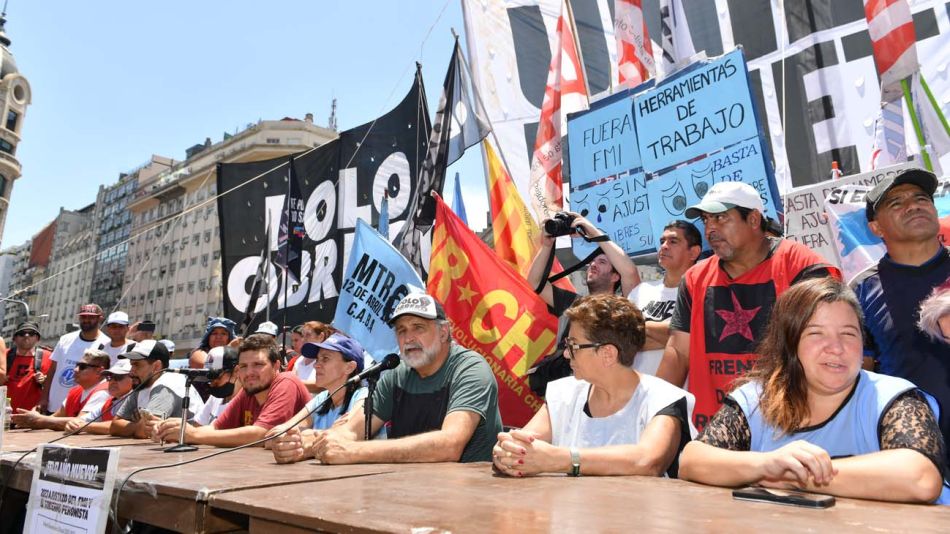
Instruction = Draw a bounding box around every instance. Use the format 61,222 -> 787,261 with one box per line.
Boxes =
75,362 -> 103,371
15,331 -> 39,337
104,374 -> 130,381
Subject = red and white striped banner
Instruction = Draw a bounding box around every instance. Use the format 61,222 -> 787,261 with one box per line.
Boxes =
527,0 -> 589,222
864,0 -> 919,99
615,0 -> 654,87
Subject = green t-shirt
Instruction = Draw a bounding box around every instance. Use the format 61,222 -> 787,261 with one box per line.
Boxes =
373,343 -> 501,462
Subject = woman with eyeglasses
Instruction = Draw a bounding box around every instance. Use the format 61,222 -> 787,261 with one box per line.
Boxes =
493,294 -> 695,477
679,278 -> 948,504
11,349 -> 112,430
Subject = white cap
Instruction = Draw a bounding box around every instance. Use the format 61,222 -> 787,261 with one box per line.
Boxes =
106,311 -> 130,326
159,339 -> 176,353
102,359 -> 132,376
684,182 -> 765,219
255,321 -> 279,337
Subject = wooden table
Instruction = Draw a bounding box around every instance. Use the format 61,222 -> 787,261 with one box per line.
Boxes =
209,462 -> 950,534
5,430 -> 949,533
1,430 -> 396,532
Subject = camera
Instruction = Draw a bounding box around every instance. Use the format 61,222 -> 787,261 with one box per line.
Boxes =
544,212 -> 577,237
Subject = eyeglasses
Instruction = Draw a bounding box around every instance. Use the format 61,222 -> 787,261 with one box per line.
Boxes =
75,363 -> 103,371
104,374 -> 130,381
15,331 -> 38,338
563,341 -> 604,360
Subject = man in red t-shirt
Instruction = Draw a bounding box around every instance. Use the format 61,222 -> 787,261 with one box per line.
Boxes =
5,322 -> 53,413
63,359 -> 135,435
657,182 -> 840,432
153,334 -> 309,447
11,349 -> 111,430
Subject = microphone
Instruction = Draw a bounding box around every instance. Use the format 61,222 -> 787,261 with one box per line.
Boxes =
346,353 -> 400,385
163,368 -> 213,377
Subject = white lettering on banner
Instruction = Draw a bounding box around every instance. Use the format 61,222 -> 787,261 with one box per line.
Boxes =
304,180 -> 336,242
308,239 -> 338,303
338,167 -> 370,229
372,152 -> 412,218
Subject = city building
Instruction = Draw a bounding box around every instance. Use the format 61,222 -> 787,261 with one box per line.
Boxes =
124,115 -> 336,354
89,155 -> 174,313
0,13 -> 31,247
0,240 -> 29,336
34,206 -> 95,344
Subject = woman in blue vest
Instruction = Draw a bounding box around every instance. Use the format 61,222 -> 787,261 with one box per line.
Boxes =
679,277 -> 948,504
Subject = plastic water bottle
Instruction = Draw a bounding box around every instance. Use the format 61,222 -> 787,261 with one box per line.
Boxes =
3,397 -> 10,431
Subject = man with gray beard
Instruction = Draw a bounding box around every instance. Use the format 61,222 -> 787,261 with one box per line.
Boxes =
272,294 -> 502,464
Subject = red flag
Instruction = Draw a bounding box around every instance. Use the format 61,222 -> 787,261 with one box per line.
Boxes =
429,194 -> 557,427
527,0 -> 589,222
863,0 -> 918,100
615,0 -> 655,86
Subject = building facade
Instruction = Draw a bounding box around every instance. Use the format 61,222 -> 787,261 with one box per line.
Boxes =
124,116 -> 336,354
35,206 -> 95,344
89,156 -> 173,313
0,240 -> 29,337
0,14 -> 31,247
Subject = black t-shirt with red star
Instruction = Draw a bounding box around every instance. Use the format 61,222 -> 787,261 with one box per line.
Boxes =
670,238 -> 838,431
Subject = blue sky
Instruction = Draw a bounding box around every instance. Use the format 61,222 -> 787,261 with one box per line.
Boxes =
3,0 -> 486,247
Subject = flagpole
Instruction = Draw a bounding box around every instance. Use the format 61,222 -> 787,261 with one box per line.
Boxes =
265,211 -> 272,323
918,75 -> 950,139
563,0 -> 592,100
453,29 -> 519,197
901,77 -> 934,172
280,156 -> 293,361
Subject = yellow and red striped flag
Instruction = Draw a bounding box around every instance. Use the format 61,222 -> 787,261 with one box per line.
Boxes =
429,194 -> 557,427
486,139 -> 575,291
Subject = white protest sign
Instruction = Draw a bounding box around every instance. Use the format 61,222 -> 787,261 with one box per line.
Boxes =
783,161 -> 918,268
24,444 -> 120,534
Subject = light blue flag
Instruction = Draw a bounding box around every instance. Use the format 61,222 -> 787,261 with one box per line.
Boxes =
334,219 -> 425,361
379,193 -> 390,240
451,172 -> 468,226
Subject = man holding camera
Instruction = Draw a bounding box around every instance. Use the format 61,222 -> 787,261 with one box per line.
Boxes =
526,212 -> 641,396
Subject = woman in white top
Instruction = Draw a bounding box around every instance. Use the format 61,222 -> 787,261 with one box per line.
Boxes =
493,294 -> 695,477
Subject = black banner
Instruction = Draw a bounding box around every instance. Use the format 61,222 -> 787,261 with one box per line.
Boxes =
217,74 -> 430,328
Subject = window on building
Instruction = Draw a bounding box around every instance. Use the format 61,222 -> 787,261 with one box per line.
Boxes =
184,306 -> 192,316
212,250 -> 221,260
266,137 -> 279,144
198,279 -> 206,292
190,257 -> 197,266
0,138 -> 15,155
156,288 -> 164,297
201,254 -> 208,267
179,260 -> 186,269
6,110 -> 19,132
177,283 -> 184,293
188,282 -> 195,294
203,230 -> 211,243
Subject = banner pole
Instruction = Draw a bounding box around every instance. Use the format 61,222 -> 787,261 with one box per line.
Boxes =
918,74 -> 950,138
902,77 -> 934,172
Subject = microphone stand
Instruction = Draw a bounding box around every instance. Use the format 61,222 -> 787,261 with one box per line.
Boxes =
163,374 -> 199,453
363,375 -> 377,441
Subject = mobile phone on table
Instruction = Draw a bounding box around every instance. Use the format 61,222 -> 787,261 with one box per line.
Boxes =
732,487 -> 835,508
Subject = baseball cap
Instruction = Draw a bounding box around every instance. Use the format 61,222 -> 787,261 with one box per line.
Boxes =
14,321 -> 40,337
684,182 -> 765,219
137,320 -> 156,332
106,311 -> 130,326
102,359 -> 132,377
387,293 -> 446,325
204,346 -> 239,377
159,339 -> 176,353
254,321 -> 279,337
864,168 -> 938,221
119,339 -> 170,368
301,333 -> 365,373
78,303 -> 104,317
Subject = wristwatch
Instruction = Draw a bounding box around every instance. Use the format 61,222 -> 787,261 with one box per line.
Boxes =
569,447 -> 580,476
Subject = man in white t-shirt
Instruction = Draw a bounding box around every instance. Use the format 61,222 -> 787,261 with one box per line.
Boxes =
39,303 -> 111,413
628,221 -> 701,375
99,311 -> 136,364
